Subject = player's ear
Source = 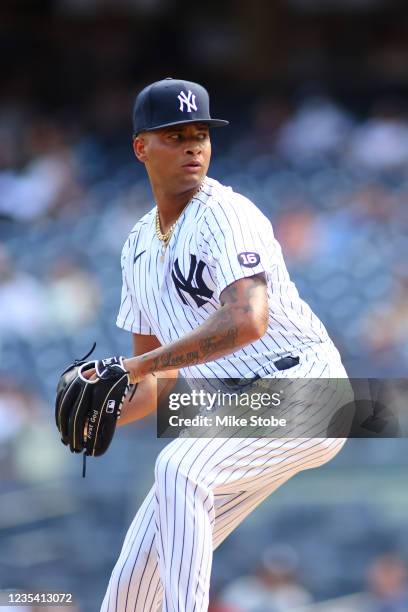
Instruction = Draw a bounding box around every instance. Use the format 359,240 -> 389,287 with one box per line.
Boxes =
133,135 -> 148,163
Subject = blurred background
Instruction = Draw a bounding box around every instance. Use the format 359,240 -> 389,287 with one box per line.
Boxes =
1,0 -> 408,610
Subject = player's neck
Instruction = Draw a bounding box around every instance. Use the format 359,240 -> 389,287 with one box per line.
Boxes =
152,184 -> 200,233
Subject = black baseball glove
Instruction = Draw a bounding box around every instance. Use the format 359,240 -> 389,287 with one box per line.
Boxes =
55,346 -> 134,475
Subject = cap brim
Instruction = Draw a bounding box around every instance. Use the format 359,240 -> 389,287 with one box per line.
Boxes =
134,118 -> 229,137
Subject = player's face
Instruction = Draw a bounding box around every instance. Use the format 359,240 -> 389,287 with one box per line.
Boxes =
134,123 -> 211,195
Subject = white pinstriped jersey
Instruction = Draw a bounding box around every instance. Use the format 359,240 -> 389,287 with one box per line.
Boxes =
117,177 -> 333,380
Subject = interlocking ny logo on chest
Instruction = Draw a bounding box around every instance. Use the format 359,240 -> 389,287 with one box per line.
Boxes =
172,255 -> 213,307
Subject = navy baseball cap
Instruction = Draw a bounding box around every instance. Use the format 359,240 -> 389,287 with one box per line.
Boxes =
132,78 -> 229,136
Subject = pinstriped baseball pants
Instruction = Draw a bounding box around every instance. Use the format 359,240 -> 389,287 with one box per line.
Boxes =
101,343 -> 353,612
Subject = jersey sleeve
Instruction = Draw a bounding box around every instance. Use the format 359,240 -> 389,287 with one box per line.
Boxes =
200,195 -> 274,296
116,237 -> 153,335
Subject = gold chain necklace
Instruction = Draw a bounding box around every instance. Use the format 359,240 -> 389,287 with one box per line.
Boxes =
155,182 -> 203,262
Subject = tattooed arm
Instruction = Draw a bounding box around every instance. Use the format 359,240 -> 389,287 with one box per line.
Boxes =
123,273 -> 269,383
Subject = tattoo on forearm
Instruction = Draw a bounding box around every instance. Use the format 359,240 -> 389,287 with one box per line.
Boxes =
143,326 -> 239,373
144,350 -> 200,372
199,327 -> 238,358
151,356 -> 160,372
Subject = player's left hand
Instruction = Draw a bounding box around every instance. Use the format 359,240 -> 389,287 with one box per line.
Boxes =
55,354 -> 134,460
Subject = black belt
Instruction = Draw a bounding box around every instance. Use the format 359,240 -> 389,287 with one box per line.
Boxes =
273,355 -> 300,371
223,355 -> 300,389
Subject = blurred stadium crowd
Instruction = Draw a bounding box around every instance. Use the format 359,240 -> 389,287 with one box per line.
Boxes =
1,87 -> 408,610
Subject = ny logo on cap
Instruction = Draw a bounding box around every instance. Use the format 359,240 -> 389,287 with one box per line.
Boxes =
178,90 -> 197,113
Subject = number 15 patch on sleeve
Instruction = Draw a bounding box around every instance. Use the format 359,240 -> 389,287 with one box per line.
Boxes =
237,252 -> 261,267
